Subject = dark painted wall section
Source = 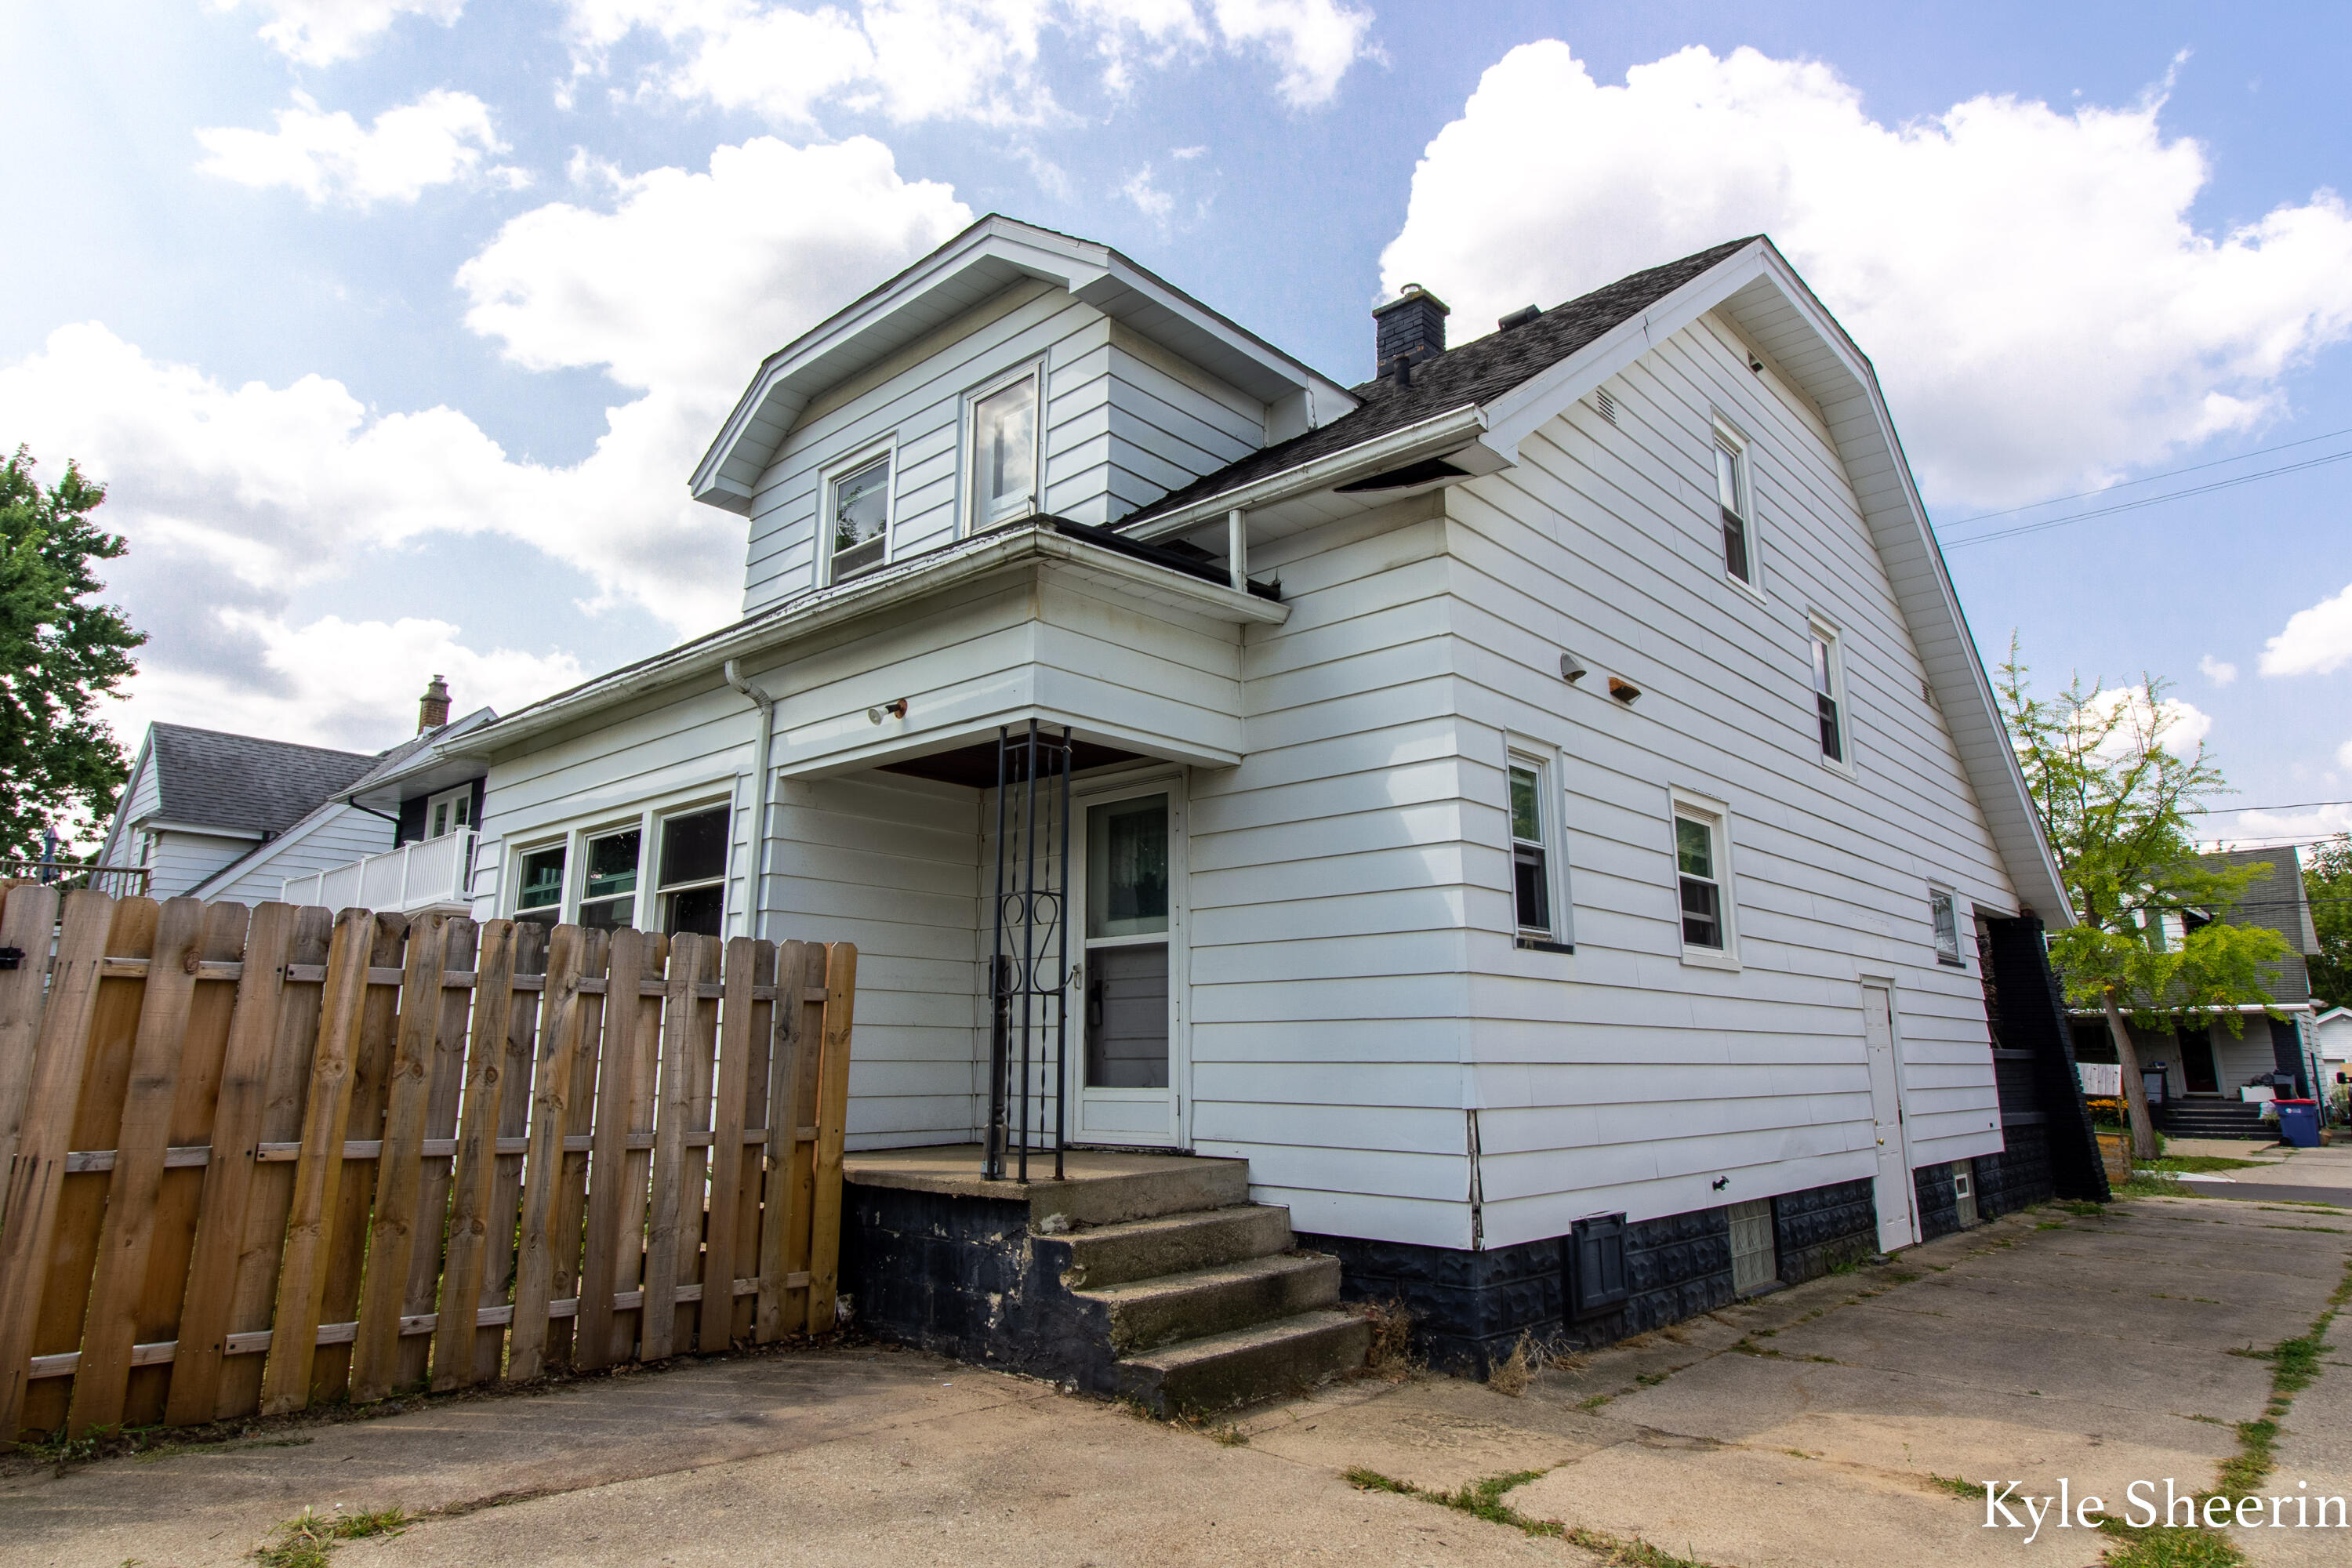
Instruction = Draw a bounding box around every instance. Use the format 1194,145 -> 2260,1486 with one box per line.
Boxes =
2270,1015 -> 2314,1099
1981,913 -> 2111,1203
1913,1163 -> 1960,1242
1301,1178 -> 1878,1376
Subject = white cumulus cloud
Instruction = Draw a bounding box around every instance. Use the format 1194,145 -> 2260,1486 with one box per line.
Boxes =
212,0 -> 466,66
2199,653 -> 2238,687
107,612 -> 586,755
1380,43 -> 2352,506
2259,580 -> 2352,677
561,0 -> 1372,127
197,90 -> 526,208
0,137 -> 972,643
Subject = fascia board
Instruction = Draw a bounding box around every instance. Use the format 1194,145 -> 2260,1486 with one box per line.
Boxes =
1479,244 -> 1772,460
144,821 -> 265,841
444,523 -> 1287,759
1744,248 -> 2075,928
1123,405 -> 1493,542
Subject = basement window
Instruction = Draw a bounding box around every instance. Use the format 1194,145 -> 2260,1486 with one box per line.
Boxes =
656,806 -> 729,937
827,451 -> 891,584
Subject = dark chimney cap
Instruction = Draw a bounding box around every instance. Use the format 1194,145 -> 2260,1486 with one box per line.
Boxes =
1373,283 -> 1450,380
1497,304 -> 1542,332
418,673 -> 451,734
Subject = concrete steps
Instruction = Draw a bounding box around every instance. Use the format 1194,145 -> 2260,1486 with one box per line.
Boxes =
2158,1100 -> 2275,1140
1077,1251 -> 1341,1353
1116,1309 -> 1373,1415
1058,1204 -> 1297,1290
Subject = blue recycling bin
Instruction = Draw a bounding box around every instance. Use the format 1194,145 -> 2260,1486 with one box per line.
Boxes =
2276,1099 -> 2320,1149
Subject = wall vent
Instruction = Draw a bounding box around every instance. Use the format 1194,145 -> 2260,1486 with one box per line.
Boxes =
1592,390 -> 1619,426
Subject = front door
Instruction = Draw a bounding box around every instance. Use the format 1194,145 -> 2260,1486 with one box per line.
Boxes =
1861,984 -> 1919,1251
2178,1027 -> 2221,1094
1072,784 -> 1183,1146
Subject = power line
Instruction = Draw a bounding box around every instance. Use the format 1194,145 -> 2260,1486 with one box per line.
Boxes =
1941,424 -> 2352,528
2188,800 -> 2352,815
1941,448 -> 2352,550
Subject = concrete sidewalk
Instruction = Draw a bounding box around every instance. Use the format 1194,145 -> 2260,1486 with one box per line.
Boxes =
5,1193 -> 2346,1568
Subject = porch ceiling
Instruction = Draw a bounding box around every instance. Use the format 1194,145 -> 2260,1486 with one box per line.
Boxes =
880,735 -> 1145,789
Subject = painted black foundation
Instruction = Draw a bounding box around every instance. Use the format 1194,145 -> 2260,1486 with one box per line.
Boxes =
1300,1176 -> 1881,1375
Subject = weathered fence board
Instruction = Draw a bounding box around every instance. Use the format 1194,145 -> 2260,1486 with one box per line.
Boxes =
0,880 -> 861,1447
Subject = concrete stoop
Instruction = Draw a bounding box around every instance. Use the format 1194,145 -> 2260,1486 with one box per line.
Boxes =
839,1147 -> 1369,1417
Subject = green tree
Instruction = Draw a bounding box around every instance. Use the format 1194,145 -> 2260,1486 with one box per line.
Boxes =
0,447 -> 143,860
1997,644 -> 2288,1159
2307,833 -> 2352,1012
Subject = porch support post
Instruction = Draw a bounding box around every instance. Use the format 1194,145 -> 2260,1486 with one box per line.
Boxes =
1226,508 -> 1247,592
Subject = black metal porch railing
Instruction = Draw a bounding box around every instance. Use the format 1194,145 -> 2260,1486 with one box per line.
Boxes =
985,720 -> 1073,1182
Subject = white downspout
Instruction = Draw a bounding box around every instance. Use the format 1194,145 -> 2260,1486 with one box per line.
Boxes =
723,659 -> 777,942
1226,507 -> 1248,591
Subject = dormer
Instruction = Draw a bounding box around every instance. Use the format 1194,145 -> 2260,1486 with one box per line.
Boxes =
692,216 -> 1356,615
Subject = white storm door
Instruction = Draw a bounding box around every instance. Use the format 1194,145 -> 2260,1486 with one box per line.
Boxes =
1071,784 -> 1183,1147
1861,983 -> 1919,1251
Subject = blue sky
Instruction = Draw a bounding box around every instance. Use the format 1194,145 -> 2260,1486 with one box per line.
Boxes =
4,0 -> 2350,851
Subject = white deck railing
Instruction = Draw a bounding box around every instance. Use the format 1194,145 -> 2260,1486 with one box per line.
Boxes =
283,829 -> 476,913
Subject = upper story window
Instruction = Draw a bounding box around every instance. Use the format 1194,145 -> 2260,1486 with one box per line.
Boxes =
1508,759 -> 1554,938
656,806 -> 729,937
425,784 -> 472,840
971,369 -> 1040,531
1809,619 -> 1849,766
828,452 -> 891,584
1930,887 -> 1964,967
1715,426 -> 1755,586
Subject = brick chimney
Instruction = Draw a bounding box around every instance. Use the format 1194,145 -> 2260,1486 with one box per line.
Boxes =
417,673 -> 451,734
1373,283 -> 1450,381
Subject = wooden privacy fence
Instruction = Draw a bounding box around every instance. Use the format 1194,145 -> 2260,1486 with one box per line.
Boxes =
0,885 -> 856,1445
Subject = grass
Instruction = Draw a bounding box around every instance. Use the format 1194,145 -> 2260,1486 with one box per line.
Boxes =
1346,1467 -> 1722,1566
1925,1475 -> 1984,1502
2145,1156 -> 2273,1174
252,1506 -> 409,1568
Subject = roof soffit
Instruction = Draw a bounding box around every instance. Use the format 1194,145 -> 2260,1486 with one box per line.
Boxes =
690,216 -> 1355,514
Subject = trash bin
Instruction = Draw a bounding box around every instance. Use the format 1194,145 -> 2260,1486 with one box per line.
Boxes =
2276,1098 -> 2321,1149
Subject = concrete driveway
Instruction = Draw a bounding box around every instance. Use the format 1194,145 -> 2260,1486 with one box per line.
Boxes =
4,1192 -> 2347,1568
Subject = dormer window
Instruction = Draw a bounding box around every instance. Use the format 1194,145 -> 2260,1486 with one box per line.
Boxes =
971,368 -> 1040,530
828,451 -> 891,583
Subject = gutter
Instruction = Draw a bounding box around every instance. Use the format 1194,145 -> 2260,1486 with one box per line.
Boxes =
723,659 -> 778,942
1121,404 -> 1494,543
444,519 -> 1287,760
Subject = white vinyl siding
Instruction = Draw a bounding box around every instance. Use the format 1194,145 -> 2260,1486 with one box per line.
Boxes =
142,829 -> 261,900
1441,310 -> 2017,1247
742,282 -> 1271,615
198,804 -> 395,905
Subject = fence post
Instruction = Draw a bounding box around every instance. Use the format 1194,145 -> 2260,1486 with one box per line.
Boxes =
806,943 -> 857,1334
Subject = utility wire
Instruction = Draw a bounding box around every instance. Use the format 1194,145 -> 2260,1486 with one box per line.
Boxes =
2188,800 -> 2352,815
1941,448 -> 2352,550
1941,423 -> 2352,528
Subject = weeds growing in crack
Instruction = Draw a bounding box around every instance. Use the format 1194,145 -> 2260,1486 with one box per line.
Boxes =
1345,1467 -> 1722,1566
252,1506 -> 408,1568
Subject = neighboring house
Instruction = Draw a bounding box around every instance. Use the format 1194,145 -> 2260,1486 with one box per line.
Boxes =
435,216 -> 2100,1369
2317,1007 -> 2352,1071
97,677 -> 496,916
2068,846 -> 2328,1137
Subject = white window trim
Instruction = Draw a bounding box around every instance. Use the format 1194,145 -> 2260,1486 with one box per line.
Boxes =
500,781 -> 743,935
1505,742 -> 1573,952
1808,612 -> 1856,776
1929,884 -> 1967,969
423,783 -> 474,840
818,435 -> 898,589
962,359 -> 1046,538
1712,413 -> 1766,603
1670,786 -> 1740,971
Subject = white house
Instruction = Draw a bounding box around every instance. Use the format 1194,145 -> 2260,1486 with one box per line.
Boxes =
436,217 -> 2100,1369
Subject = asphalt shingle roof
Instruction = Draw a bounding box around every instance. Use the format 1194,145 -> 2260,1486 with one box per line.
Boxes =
147,724 -> 380,837
1120,236 -> 1761,529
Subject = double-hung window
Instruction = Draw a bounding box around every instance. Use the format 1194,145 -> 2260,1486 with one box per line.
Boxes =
1715,426 -> 1754,586
970,369 -> 1040,531
1929,887 -> 1964,967
827,451 -> 891,584
577,826 -> 641,931
1671,792 -> 1736,963
655,806 -> 728,936
1809,618 -> 1849,765
514,844 -> 565,925
1508,758 -> 1554,938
